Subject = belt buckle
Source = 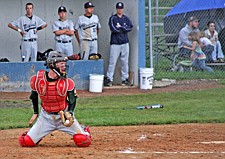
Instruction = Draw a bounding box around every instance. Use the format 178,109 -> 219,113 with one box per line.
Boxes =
29,39 -> 36,42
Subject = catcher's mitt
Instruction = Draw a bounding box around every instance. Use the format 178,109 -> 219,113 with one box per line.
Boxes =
88,53 -> 101,60
59,111 -> 74,127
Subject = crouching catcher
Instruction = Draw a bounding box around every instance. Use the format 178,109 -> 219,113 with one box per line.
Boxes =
18,51 -> 91,147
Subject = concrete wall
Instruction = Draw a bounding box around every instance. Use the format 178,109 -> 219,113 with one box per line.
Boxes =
0,0 -> 145,86
0,60 -> 103,92
4,0 -> 86,61
93,0 -> 140,85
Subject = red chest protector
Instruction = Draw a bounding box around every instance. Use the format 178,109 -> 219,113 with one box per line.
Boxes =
30,70 -> 75,113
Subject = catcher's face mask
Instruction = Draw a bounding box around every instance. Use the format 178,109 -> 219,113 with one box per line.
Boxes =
46,51 -> 68,78
55,61 -> 68,77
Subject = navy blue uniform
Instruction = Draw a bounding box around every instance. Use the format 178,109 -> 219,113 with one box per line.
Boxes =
106,13 -> 133,84
109,14 -> 133,45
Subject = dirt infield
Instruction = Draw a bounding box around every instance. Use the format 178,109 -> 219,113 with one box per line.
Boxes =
0,80 -> 225,159
0,124 -> 225,159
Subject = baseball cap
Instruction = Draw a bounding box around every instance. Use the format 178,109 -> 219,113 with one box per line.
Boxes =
116,2 -> 124,9
84,2 -> 95,8
188,16 -> 199,22
58,6 -> 67,13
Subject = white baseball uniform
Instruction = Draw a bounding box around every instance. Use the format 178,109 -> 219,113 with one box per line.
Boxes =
52,19 -> 75,56
27,108 -> 89,144
11,15 -> 46,62
75,14 -> 101,60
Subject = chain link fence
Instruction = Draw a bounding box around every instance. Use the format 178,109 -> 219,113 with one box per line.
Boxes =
146,0 -> 225,81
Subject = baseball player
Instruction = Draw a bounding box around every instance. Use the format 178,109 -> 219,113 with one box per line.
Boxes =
8,2 -> 47,62
75,2 -> 101,60
105,2 -> 133,87
52,6 -> 75,56
18,51 -> 91,147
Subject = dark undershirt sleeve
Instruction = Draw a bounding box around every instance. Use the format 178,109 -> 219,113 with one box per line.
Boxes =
29,90 -> 39,114
67,89 -> 77,115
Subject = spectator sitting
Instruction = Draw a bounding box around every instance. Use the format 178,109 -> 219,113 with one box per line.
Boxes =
183,32 -> 213,73
205,21 -> 224,63
178,16 -> 200,56
198,31 -> 214,62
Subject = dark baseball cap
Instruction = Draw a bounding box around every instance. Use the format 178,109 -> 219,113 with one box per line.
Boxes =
116,2 -> 124,9
84,2 -> 95,8
58,6 -> 67,13
188,16 -> 199,22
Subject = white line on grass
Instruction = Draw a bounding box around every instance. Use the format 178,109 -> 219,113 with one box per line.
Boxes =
117,148 -> 225,154
197,141 -> 225,144
118,151 -> 225,154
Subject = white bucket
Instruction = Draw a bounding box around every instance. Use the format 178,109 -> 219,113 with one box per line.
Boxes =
89,74 -> 104,92
139,68 -> 154,89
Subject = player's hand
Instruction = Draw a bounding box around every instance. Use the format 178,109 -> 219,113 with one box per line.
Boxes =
120,26 -> 127,32
28,114 -> 38,126
116,23 -> 121,28
64,28 -> 70,32
20,32 -> 26,36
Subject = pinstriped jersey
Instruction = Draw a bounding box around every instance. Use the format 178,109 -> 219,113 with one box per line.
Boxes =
11,15 -> 46,40
74,14 -> 101,40
52,19 -> 75,41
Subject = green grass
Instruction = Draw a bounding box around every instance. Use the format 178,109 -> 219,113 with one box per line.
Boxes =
0,87 -> 225,129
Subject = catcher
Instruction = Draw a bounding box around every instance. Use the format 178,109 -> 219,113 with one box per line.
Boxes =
18,51 -> 91,147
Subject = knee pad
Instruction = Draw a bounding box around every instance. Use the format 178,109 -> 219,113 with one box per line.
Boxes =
18,131 -> 36,147
73,134 -> 91,147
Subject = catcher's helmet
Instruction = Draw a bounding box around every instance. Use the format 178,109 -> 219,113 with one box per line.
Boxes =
45,51 -> 68,78
46,51 -> 68,68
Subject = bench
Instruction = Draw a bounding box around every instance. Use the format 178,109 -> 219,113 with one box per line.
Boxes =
206,62 -> 225,70
171,52 -> 225,72
171,53 -> 192,72
152,34 -> 178,67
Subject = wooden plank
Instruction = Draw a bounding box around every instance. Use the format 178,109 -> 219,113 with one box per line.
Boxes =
153,34 -> 176,38
145,23 -> 164,27
146,15 -> 165,18
145,7 -> 173,10
152,7 -> 173,10
206,63 -> 225,66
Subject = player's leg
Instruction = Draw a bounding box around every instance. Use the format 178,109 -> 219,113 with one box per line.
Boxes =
120,43 -> 130,81
66,43 -> 73,56
58,118 -> 92,147
19,109 -> 56,147
55,42 -> 64,53
80,40 -> 90,60
106,44 -> 121,82
20,43 -> 25,62
90,40 -> 98,54
30,41 -> 37,62
21,41 -> 31,62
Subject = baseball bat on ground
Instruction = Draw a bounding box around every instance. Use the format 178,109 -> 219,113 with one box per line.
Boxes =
123,104 -> 164,110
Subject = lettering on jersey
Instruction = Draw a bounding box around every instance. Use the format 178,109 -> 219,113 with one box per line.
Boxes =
23,22 -> 37,32
81,23 -> 97,30
59,26 -> 70,30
